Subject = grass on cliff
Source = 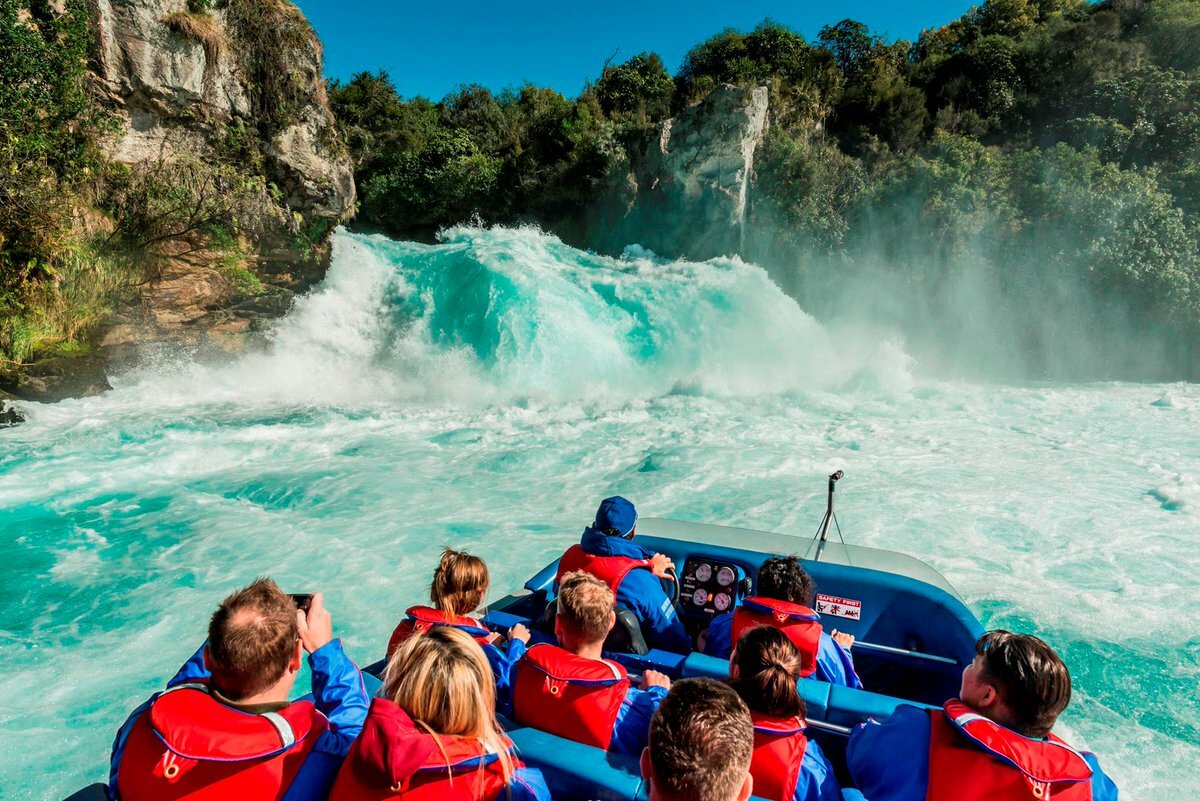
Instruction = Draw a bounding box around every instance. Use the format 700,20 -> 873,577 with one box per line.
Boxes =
162,10 -> 223,62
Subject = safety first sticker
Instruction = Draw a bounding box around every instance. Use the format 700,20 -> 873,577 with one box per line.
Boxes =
816,594 -> 862,620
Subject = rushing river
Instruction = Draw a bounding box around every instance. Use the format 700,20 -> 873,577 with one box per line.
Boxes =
1,227 -> 1197,798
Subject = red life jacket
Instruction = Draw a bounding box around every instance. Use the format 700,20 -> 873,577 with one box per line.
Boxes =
387,606 -> 493,659
749,712 -> 809,801
731,597 -> 823,678
926,700 -> 1094,801
555,544 -> 653,596
331,732 -> 516,801
511,643 -> 630,750
115,681 -> 328,800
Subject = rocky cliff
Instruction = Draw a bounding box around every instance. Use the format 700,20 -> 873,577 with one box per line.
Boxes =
572,85 -> 770,260
1,0 -> 354,402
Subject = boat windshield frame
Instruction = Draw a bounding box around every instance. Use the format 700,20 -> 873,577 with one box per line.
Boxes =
637,516 -> 966,601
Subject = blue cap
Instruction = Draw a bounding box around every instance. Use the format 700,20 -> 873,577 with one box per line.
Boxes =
594,496 -> 637,537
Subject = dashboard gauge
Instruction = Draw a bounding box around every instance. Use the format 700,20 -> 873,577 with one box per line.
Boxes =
716,567 -> 736,587
693,588 -> 710,607
714,592 -> 732,611
694,563 -> 713,583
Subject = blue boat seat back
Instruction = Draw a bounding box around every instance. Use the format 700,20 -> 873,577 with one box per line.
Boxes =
680,650 -> 931,727
506,724 -> 647,801
506,722 -> 778,801
682,651 -> 832,719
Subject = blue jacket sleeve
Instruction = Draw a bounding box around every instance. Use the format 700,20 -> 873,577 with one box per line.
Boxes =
617,570 -> 691,653
308,638 -> 370,758
609,684 -> 668,755
846,705 -> 931,801
796,739 -> 844,801
1085,753 -> 1119,801
702,612 -> 734,659
488,638 -> 526,716
816,632 -> 863,689
506,766 -> 553,801
110,642 -> 210,797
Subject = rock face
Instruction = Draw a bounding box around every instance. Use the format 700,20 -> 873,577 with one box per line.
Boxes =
76,0 -> 355,375
576,84 -> 770,260
90,0 -> 354,220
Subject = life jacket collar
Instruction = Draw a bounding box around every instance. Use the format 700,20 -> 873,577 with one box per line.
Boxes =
741,597 -> 821,623
148,682 -> 319,762
404,605 -> 491,640
942,700 -> 1094,785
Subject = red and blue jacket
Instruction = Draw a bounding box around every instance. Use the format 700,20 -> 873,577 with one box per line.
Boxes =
387,606 -> 526,709
329,697 -> 550,801
846,702 -> 1119,801
702,607 -> 862,689
108,639 -> 369,801
509,643 -> 668,755
562,528 -> 690,653
748,712 -> 843,801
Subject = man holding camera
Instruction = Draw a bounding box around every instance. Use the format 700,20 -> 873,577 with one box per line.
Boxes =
107,577 -> 369,801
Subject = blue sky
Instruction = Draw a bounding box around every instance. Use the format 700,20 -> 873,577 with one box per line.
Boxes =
293,0 -> 977,101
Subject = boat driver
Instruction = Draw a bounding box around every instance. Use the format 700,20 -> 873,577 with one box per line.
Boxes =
555,496 -> 690,652
847,630 -> 1119,801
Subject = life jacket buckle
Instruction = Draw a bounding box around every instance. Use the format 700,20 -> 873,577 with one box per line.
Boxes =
154,750 -> 196,783
544,676 -> 567,696
774,611 -> 789,623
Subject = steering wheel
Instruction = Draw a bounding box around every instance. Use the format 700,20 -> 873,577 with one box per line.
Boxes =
661,565 -> 681,608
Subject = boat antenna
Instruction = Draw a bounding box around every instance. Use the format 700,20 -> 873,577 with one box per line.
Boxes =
812,470 -> 846,562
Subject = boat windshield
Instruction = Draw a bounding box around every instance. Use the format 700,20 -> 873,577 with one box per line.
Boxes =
638,517 -> 965,601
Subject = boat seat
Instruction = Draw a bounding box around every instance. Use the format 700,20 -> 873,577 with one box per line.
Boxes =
507,724 -> 647,801
681,651 -> 832,718
506,723 -> 777,801
537,601 -> 650,655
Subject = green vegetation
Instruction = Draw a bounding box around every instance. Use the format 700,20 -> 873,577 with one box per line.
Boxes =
331,1 -> 1200,376
0,0 -> 120,364
0,0 -> 337,371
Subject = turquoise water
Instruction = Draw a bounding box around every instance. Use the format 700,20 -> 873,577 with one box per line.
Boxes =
1,227 -> 1197,798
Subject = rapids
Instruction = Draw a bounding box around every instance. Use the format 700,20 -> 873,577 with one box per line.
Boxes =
0,227 -> 1196,798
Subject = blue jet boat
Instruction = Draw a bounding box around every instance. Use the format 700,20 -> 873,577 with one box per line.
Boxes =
67,473 -> 984,801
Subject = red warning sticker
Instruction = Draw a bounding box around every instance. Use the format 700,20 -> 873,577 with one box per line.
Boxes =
816,594 -> 862,620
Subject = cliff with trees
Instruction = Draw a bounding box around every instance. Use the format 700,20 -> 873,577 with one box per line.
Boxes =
331,0 -> 1200,379
0,0 -> 353,401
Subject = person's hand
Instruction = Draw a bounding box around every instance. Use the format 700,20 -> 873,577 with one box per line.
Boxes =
640,669 -> 671,690
831,629 -> 855,650
297,592 -> 334,654
485,631 -> 503,645
649,553 -> 675,579
508,623 -> 531,645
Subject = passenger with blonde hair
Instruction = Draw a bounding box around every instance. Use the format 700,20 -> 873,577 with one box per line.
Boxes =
510,570 -> 671,754
728,626 -> 841,801
387,548 -> 529,701
331,626 -> 549,801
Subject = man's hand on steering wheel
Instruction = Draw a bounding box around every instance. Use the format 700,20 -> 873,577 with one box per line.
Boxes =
649,553 -> 675,579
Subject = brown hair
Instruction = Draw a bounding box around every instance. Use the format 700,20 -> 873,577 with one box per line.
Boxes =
382,626 -> 513,784
728,625 -> 807,719
207,577 -> 297,700
975,630 -> 1072,738
647,678 -> 753,801
556,570 -> 615,642
430,547 -> 489,618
